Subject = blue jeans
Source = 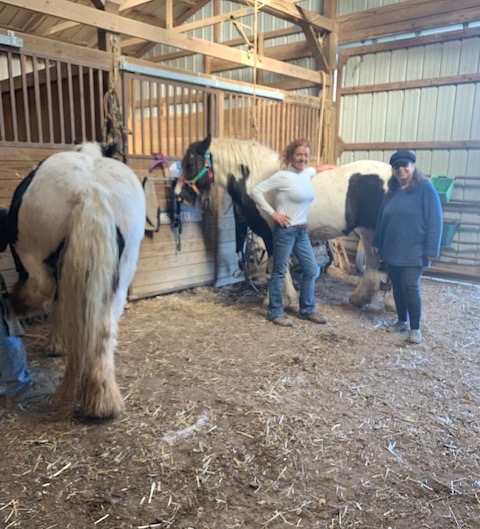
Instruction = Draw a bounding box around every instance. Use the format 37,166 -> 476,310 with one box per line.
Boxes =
0,305 -> 31,396
268,226 -> 319,319
386,264 -> 425,330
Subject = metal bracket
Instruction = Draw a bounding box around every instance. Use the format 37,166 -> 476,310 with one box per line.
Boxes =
0,30 -> 23,48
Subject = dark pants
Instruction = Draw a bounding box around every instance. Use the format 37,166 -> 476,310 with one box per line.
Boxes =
386,264 -> 425,330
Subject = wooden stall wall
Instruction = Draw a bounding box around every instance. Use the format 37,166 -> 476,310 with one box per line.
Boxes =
123,65 -> 324,298
0,34 -> 326,300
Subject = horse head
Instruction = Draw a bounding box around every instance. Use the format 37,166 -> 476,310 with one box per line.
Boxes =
175,134 -> 214,203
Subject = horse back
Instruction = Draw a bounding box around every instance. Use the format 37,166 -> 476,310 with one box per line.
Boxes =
308,160 -> 392,241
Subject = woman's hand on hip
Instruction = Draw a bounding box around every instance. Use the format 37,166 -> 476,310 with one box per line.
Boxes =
272,211 -> 291,227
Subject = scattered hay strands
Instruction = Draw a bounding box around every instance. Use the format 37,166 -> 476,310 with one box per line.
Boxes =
1,272 -> 479,528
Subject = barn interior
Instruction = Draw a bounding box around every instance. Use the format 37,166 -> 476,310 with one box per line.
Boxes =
0,3 -> 479,528
0,0 -> 479,294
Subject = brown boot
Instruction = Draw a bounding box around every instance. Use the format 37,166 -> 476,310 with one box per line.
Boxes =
300,312 -> 328,324
270,315 -> 294,327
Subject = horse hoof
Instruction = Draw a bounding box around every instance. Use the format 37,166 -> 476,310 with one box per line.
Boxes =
74,410 -> 119,424
348,293 -> 366,307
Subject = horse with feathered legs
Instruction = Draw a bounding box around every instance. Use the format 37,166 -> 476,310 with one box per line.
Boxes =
175,134 -> 393,307
3,142 -> 146,419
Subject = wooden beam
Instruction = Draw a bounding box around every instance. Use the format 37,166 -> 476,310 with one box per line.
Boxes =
120,0 -> 153,10
230,0 -> 336,33
339,25 -> 480,60
339,72 -> 480,95
8,0 -> 323,84
339,139 -> 480,153
171,7 -> 252,33
209,40 -> 311,73
42,20 -> 79,36
175,0 -> 211,26
337,0 -> 480,44
298,17 -> 329,72
145,26 -> 302,62
267,78 -> 317,91
165,0 -> 173,30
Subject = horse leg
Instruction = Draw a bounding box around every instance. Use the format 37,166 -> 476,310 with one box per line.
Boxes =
284,267 -> 299,308
79,316 -> 124,419
263,256 -> 299,309
349,228 -> 383,307
10,266 -> 55,316
46,302 -> 64,357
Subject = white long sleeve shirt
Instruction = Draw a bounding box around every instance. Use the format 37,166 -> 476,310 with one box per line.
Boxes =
251,166 -> 316,226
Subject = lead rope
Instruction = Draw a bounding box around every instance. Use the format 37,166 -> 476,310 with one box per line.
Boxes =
234,228 -> 267,291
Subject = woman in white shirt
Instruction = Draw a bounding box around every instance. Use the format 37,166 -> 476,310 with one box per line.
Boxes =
251,139 -> 328,327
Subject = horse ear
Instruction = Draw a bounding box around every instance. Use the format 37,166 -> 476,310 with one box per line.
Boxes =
198,134 -> 212,154
103,143 -> 118,158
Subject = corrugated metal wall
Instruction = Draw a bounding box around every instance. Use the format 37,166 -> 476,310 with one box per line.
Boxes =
337,0 -> 402,16
145,1 -> 479,280
337,33 -> 480,279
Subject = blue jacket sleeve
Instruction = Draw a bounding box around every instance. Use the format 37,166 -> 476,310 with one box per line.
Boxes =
423,182 -> 443,257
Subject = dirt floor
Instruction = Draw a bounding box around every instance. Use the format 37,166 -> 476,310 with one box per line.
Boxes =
1,267 -> 479,529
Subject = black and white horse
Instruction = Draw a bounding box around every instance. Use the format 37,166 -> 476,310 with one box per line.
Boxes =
2,142 -> 146,419
176,134 -> 393,307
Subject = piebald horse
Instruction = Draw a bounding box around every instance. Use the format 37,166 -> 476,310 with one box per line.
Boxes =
176,134 -> 393,307
3,142 -> 146,419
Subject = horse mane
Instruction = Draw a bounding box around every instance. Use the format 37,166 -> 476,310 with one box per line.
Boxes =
210,138 -> 281,191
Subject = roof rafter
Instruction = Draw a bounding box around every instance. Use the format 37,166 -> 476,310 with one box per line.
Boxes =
5,0 -> 323,84
229,0 -> 336,33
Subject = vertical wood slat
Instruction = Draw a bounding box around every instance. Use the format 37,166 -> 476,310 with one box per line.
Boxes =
98,69 -> 105,144
45,59 -> 54,144
7,52 -> 18,142
20,54 -> 31,143
88,68 -> 95,141
57,61 -> 66,145
181,87 -> 185,155
32,57 -> 43,143
140,79 -> 145,155
157,83 -> 165,153
148,81 -> 153,155
187,88 -> 193,149
78,65 -> 86,141
0,73 -> 5,141
130,78 -> 137,154
67,63 -> 75,143
165,84 -> 171,156
172,86 -> 178,157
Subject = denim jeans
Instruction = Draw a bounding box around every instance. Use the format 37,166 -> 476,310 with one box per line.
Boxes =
386,264 -> 425,330
268,225 -> 319,319
0,305 -> 31,396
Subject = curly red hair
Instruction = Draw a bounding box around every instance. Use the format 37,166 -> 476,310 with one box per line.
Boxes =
282,138 -> 311,167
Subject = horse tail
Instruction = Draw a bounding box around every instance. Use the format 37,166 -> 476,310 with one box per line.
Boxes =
56,180 -> 124,418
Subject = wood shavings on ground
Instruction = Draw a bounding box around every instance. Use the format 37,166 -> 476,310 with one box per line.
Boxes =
1,267 -> 479,528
